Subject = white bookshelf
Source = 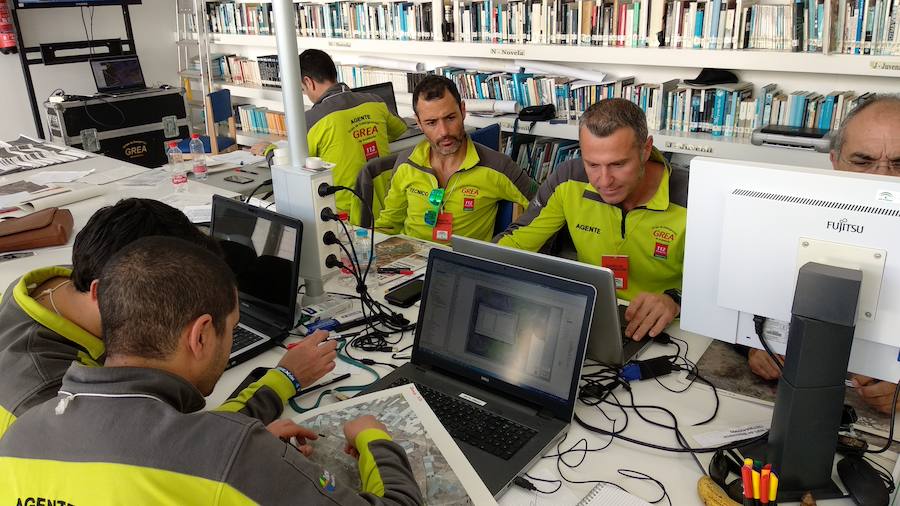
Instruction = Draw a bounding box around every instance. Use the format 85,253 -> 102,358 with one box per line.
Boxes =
208,33 -> 900,79
184,0 -> 900,169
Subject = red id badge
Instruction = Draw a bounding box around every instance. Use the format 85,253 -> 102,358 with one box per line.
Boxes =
601,255 -> 629,290
432,213 -> 453,242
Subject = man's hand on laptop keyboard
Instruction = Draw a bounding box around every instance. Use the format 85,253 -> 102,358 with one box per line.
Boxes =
623,292 -> 680,342
277,330 -> 337,389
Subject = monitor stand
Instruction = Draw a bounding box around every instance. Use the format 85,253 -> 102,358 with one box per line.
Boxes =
743,262 -> 863,502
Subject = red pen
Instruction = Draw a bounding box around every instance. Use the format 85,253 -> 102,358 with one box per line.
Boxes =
760,467 -> 771,505
741,465 -> 755,506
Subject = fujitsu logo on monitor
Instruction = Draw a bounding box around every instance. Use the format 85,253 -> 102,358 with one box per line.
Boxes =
826,218 -> 865,234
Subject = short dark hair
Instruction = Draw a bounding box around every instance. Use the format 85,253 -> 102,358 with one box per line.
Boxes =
99,236 -> 237,360
71,198 -> 221,292
579,98 -> 649,148
299,49 -> 337,84
412,75 -> 462,114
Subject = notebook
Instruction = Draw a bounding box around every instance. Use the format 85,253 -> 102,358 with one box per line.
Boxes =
576,483 -> 653,506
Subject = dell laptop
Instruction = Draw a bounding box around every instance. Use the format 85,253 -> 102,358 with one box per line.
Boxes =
210,195 -> 303,368
452,236 -> 652,365
90,55 -> 147,96
353,81 -> 423,141
361,248 -> 596,497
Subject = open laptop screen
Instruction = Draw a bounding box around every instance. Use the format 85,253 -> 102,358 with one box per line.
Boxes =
414,250 -> 594,419
352,82 -> 399,116
90,56 -> 146,94
210,197 -> 302,329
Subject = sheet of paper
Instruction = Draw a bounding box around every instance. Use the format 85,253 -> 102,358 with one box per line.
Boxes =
80,165 -> 148,185
27,170 -> 94,185
692,422 -> 770,448
0,191 -> 32,209
575,483 -> 653,506
118,170 -> 169,187
207,151 -> 264,166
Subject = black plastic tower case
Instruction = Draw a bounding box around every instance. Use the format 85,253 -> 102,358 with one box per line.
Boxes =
768,262 -> 862,500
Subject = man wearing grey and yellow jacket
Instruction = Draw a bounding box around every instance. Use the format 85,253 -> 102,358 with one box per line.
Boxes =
0,236 -> 421,505
498,99 -> 686,342
0,199 -> 337,440
252,49 -> 408,217
375,75 -> 535,243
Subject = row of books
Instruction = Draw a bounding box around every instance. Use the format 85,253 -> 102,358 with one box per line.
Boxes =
662,0 -> 827,51
207,54 -> 279,87
451,0 -> 654,46
503,134 -> 582,183
205,1 -> 434,41
236,105 -> 288,136
833,0 -> 900,55
295,1 -> 434,40
336,66 -> 429,92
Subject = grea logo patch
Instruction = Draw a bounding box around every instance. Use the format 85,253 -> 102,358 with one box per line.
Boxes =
651,226 -> 677,243
461,187 -> 479,197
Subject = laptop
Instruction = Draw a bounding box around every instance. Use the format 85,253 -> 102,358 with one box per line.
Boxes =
352,81 -> 423,141
90,55 -> 148,96
361,249 -> 596,497
452,236 -> 652,365
210,195 -> 303,368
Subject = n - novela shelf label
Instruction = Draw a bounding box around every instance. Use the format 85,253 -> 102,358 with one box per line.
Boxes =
664,141 -> 714,154
489,47 -> 525,57
328,41 -> 352,48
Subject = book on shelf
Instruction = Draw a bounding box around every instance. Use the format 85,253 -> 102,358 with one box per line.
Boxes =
829,0 -> 899,54
504,133 -> 582,183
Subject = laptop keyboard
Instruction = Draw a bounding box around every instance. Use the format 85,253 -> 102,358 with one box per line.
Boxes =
386,378 -> 537,460
232,326 -> 266,352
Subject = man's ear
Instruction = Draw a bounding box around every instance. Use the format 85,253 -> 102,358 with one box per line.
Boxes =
89,279 -> 100,304
459,100 -> 467,121
643,135 -> 654,162
185,314 -> 214,360
830,150 -> 838,168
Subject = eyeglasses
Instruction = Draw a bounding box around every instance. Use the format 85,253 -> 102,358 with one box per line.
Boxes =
840,156 -> 900,174
424,188 -> 445,227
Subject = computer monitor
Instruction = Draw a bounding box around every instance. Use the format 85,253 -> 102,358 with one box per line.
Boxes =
682,157 -> 900,497
682,157 -> 900,381
452,236 -> 650,365
90,55 -> 146,94
352,82 -> 399,116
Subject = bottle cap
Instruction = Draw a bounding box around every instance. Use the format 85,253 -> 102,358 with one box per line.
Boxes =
191,133 -> 200,139
338,211 -> 349,222
168,141 -> 177,147
355,229 -> 368,238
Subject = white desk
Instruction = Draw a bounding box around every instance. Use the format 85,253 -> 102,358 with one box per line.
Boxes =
0,152 -> 885,506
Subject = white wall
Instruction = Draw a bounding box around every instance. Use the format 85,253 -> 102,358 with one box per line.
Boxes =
0,0 -> 177,140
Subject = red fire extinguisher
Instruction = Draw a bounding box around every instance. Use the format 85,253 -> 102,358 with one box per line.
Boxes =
0,0 -> 18,55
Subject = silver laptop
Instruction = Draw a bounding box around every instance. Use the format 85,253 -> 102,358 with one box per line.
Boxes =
453,236 -> 652,365
361,248 -> 595,497
352,81 -> 423,141
210,195 -> 303,368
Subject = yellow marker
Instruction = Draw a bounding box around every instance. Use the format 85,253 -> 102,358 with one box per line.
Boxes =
745,458 -> 754,467
752,470 -> 761,500
769,474 -> 779,501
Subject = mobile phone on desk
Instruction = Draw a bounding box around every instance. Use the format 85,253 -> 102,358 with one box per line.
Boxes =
224,175 -> 254,184
384,278 -> 424,308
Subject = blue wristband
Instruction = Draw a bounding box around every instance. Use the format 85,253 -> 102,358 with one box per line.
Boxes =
274,366 -> 302,392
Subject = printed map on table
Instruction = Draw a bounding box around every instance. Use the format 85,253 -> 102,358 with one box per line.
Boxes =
294,385 -> 495,505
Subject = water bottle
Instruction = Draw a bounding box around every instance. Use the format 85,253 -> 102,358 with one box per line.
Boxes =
354,228 -> 378,288
188,134 -> 208,181
166,141 -> 187,192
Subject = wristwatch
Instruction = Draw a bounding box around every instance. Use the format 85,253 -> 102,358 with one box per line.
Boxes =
663,288 -> 682,311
